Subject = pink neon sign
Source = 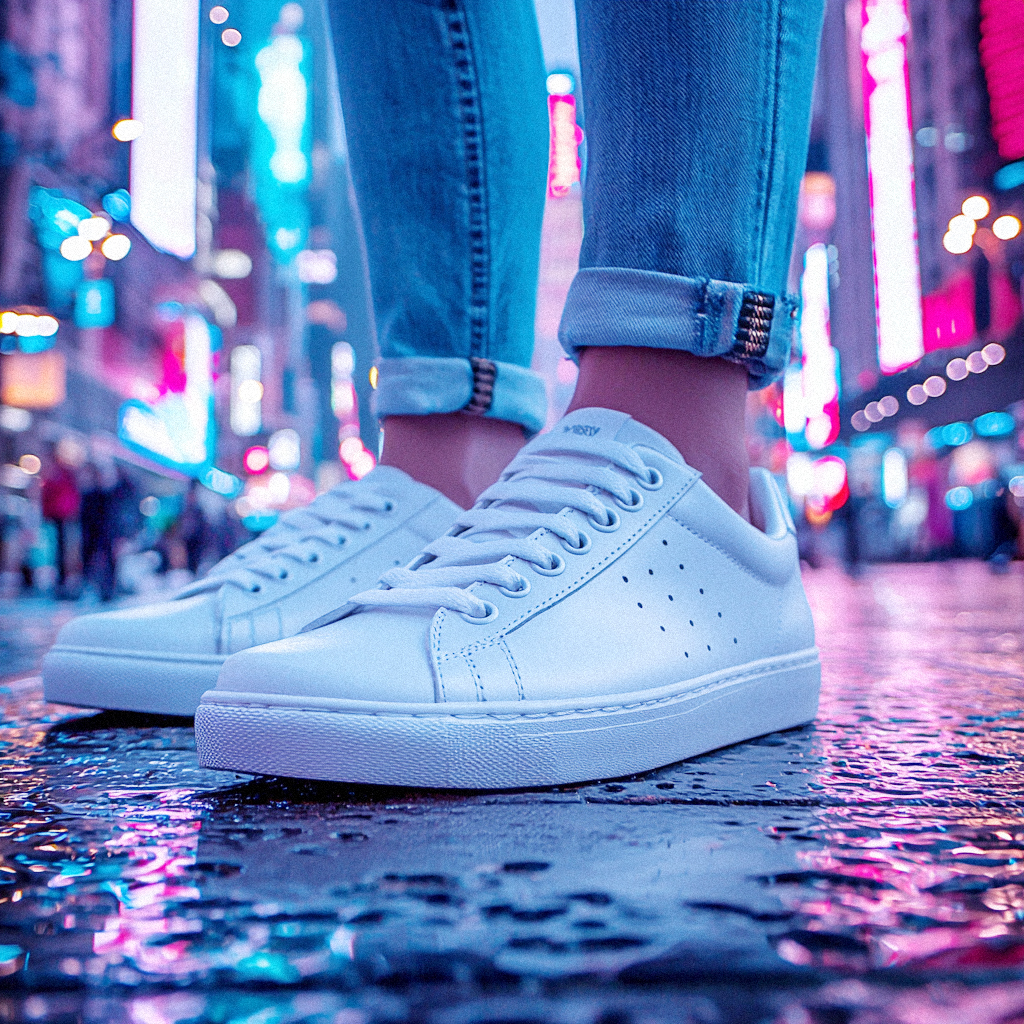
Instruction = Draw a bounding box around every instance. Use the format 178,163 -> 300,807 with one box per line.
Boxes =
861,0 -> 924,374
979,0 -> 1024,161
547,95 -> 583,198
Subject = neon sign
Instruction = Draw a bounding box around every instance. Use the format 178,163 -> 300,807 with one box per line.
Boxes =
118,314 -> 237,496
129,0 -> 200,258
861,0 -> 924,374
799,244 -> 840,450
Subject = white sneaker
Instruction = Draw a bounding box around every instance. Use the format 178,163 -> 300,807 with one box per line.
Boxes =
196,409 -> 820,788
42,467 -> 462,715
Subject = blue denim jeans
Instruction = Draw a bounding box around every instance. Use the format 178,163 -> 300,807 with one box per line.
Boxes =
327,0 -> 551,434
327,0 -> 824,430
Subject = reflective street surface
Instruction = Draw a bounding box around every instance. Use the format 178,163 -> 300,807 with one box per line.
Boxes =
1,562 -> 1023,1024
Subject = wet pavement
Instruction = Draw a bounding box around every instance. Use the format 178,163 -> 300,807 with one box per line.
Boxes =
0,562 -> 1023,1023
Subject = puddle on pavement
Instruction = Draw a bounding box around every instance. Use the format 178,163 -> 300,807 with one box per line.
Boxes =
0,563 -> 1022,1021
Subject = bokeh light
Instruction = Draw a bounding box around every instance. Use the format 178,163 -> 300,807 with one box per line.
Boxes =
101,234 -> 131,260
111,118 -> 143,142
243,446 -> 270,474
992,214 -> 1021,240
961,195 -> 990,220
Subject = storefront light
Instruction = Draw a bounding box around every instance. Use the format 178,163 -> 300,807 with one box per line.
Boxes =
945,485 -> 973,511
882,448 -> 908,508
974,411 -> 1014,437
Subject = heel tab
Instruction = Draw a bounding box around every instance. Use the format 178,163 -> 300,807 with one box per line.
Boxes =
749,467 -> 795,538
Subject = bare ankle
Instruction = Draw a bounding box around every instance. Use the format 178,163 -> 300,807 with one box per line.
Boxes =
567,347 -> 751,521
380,413 -> 526,509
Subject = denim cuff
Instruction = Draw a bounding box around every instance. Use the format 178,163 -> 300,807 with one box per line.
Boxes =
372,357 -> 548,435
558,267 -> 798,389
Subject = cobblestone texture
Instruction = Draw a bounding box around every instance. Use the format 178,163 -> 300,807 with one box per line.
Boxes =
0,562 -> 1022,1023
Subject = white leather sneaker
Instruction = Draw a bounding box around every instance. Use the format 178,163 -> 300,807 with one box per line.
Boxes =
42,467 -> 461,716
196,409 -> 820,788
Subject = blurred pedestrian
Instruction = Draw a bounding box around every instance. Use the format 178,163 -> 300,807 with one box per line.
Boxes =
40,449 -> 81,595
178,480 -> 208,576
80,463 -> 117,602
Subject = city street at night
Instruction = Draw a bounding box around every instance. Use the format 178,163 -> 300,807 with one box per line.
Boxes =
1,560 -> 1023,1023
2,0 -> 1024,1020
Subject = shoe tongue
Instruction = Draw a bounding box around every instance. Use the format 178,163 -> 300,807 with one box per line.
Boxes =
552,408 -> 685,465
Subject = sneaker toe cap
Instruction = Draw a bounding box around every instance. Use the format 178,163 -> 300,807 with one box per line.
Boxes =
54,594 -> 221,656
213,608 -> 436,704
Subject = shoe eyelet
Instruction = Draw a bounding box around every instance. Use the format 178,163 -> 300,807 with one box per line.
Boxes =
460,601 -> 499,624
531,552 -> 566,577
560,531 -> 591,555
362,522 -> 371,530
638,467 -> 664,490
384,502 -> 394,512
278,571 -> 289,580
615,488 -> 644,512
308,553 -> 319,563
498,577 -> 531,599
588,508 -> 621,533
250,584 -> 262,593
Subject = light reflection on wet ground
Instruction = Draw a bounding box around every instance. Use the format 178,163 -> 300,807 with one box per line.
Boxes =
0,562 -> 1022,1023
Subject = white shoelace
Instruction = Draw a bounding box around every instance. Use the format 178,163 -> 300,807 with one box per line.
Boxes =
350,435 -> 661,620
179,485 -> 393,596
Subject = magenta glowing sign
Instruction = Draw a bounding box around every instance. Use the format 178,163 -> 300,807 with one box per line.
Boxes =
979,0 -> 1024,162
861,0 -> 924,375
548,94 -> 583,198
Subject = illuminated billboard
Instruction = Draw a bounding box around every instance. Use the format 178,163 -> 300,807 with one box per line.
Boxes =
129,0 -> 200,258
861,0 -> 924,375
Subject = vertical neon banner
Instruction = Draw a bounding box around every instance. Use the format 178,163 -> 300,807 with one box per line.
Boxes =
861,0 -> 924,374
800,244 -> 840,450
130,0 -> 200,259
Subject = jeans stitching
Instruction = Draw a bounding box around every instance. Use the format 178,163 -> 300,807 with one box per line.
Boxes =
756,0 -> 784,287
442,0 -> 489,359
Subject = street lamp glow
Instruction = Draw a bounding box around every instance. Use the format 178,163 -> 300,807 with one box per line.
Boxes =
78,216 -> 111,241
961,195 -> 990,220
546,73 -> 574,96
948,214 -> 976,236
101,234 -> 131,260
60,236 -> 92,261
942,231 -> 973,255
992,214 -> 1021,240
112,118 -> 144,141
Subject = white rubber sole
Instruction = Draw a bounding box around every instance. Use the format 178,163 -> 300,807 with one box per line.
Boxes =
42,646 -> 225,716
194,649 -> 821,788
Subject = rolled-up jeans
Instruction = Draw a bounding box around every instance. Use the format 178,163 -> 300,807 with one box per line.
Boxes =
326,0 -> 825,433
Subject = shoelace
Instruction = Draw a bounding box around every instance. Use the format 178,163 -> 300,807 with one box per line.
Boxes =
179,486 -> 394,596
350,435 -> 662,621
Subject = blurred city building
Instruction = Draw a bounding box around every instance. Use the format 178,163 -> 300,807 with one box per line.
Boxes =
0,0 -> 1021,600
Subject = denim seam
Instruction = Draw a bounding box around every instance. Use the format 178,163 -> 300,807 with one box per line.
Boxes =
442,0 -> 489,359
756,1 -> 784,286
